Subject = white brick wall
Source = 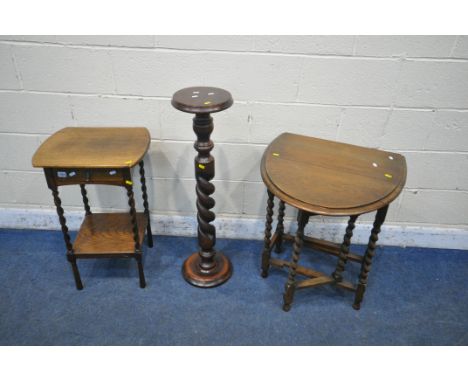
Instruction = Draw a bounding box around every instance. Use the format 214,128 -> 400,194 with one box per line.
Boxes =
298,57 -> 401,106
13,45 -> 115,94
354,36 -> 455,58
0,35 -> 467,243
0,45 -> 21,90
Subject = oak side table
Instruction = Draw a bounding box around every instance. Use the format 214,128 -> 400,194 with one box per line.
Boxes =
171,86 -> 233,288
260,133 -> 407,311
32,127 -> 153,290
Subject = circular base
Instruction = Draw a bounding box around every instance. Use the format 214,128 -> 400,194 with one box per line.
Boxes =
182,252 -> 232,288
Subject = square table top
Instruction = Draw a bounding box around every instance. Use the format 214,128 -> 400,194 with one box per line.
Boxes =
32,127 -> 151,169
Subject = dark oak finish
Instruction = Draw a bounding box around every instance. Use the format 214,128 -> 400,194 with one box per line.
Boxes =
261,190 -> 275,278
80,184 -> 92,215
32,127 -> 153,289
139,161 -> 153,248
275,200 -> 286,253
172,86 -> 233,288
260,133 -> 407,311
73,213 -> 147,256
353,205 -> 388,310
172,87 -> 233,114
32,127 -> 150,168
282,234 -> 364,263
283,211 -> 309,312
270,258 -> 355,292
332,215 -> 359,282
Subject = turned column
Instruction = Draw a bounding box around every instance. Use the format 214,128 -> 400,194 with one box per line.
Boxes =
171,86 -> 233,287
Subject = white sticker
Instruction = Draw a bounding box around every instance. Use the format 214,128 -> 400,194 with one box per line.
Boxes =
388,155 -> 394,160
57,171 -> 67,178
68,171 -> 76,177
372,162 -> 378,168
109,170 -> 117,175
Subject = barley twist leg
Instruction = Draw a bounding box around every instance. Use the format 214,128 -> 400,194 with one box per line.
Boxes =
261,190 -> 275,278
353,206 -> 388,310
126,184 -> 145,288
79,184 -> 92,215
275,200 -> 286,253
283,211 -> 309,312
139,160 -> 153,248
51,186 -> 82,290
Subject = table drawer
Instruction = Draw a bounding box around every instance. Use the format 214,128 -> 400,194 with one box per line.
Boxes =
53,168 -> 127,186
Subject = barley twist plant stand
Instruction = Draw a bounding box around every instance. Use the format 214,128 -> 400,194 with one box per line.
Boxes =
172,86 -> 233,287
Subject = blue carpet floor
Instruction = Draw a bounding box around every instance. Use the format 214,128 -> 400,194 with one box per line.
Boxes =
0,228 -> 467,345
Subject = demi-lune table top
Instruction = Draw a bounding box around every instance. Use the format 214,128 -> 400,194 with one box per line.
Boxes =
261,133 -> 407,216
32,127 -> 150,169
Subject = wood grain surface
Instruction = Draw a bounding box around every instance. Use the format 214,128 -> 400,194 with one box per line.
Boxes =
32,127 -> 150,168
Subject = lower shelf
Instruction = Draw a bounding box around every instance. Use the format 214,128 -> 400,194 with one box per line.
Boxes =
73,212 -> 148,257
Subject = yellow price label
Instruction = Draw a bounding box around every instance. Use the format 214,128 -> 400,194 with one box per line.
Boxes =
198,164 -> 205,170
125,180 -> 133,185
272,153 -> 280,157
384,173 -> 393,179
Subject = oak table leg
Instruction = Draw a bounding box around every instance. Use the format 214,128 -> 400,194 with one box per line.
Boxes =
275,200 -> 286,253
172,86 -> 234,288
126,183 -> 146,288
353,205 -> 388,310
261,190 -> 275,278
33,128 -> 153,290
332,215 -> 359,282
258,132 -> 407,311
50,182 -> 83,290
80,184 -> 92,215
139,160 -> 153,248
283,210 -> 310,312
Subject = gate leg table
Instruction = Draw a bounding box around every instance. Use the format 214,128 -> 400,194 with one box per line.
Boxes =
260,133 -> 407,311
32,127 -> 153,289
